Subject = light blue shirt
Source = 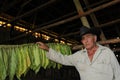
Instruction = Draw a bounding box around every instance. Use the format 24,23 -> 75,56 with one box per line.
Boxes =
46,44 -> 120,80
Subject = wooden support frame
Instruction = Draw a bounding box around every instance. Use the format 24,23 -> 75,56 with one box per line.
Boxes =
72,38 -> 120,50
8,0 -> 120,41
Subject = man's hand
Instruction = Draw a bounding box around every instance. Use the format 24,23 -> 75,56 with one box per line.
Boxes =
36,42 -> 49,51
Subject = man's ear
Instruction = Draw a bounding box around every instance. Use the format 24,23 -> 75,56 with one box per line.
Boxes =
94,35 -> 97,42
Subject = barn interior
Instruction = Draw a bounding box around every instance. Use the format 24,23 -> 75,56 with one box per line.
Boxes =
0,0 -> 120,80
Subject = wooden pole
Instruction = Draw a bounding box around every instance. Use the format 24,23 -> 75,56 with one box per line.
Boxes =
60,18 -> 120,37
72,38 -> 120,50
10,0 -> 56,22
73,0 -> 90,27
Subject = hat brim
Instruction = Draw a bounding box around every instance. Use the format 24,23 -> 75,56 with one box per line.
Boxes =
79,26 -> 101,41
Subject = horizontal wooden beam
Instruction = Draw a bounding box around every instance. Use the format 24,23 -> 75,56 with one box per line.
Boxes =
72,38 -> 120,50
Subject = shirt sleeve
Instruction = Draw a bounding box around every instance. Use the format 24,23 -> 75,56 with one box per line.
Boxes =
46,48 -> 75,66
109,49 -> 120,80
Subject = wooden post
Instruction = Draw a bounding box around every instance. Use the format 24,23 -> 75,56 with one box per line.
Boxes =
72,38 -> 120,50
73,0 -> 90,28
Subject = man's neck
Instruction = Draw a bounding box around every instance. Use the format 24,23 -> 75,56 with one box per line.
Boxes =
87,44 -> 98,62
87,44 -> 98,55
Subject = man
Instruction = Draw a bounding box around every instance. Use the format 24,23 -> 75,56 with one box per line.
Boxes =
37,26 -> 120,80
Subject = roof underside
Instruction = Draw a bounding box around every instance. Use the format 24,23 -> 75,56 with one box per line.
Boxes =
0,0 -> 120,46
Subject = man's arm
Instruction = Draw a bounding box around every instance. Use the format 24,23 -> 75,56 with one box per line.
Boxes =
37,42 -> 49,51
37,42 -> 74,66
109,49 -> 120,80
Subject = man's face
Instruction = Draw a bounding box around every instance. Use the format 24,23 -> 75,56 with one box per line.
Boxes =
81,33 -> 97,50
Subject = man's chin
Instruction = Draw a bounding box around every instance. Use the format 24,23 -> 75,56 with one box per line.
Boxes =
85,46 -> 91,50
